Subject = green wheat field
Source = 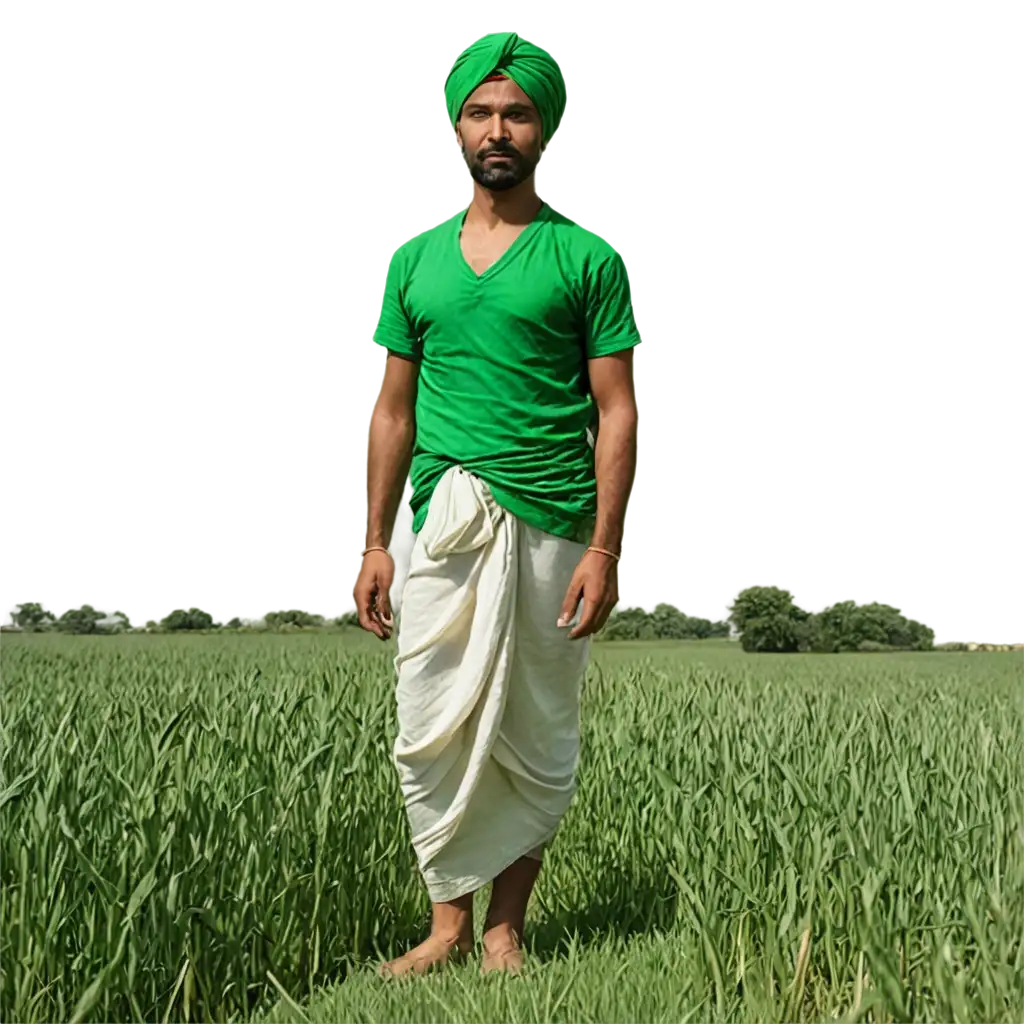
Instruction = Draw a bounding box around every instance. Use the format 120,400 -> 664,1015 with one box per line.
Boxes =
1,632 -> 1021,1023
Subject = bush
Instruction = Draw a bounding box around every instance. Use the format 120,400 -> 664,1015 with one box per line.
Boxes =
737,610 -> 806,651
737,589 -> 806,626
598,606 -> 716,638
162,606 -> 221,630
15,598 -> 57,630
265,610 -> 325,630
729,588 -> 808,653
857,640 -> 896,652
808,601 -> 934,653
730,588 -> 935,654
58,606 -> 113,630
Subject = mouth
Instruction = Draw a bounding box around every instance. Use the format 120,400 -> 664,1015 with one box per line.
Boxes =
482,152 -> 515,162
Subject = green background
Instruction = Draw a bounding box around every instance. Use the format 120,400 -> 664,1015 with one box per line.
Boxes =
4,6 -> 1019,606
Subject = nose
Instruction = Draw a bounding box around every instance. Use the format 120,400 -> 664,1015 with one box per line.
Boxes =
486,113 -> 510,142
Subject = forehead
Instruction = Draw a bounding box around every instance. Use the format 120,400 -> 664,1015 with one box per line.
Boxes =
462,78 -> 536,113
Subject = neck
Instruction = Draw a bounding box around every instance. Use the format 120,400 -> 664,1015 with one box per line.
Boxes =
466,179 -> 543,228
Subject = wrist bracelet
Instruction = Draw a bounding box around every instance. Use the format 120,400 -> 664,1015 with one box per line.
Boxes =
587,545 -> 620,562
361,546 -> 392,558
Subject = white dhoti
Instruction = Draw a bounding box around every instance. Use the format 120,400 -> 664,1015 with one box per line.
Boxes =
393,465 -> 591,903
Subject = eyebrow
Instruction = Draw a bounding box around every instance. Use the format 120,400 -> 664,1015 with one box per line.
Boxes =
464,102 -> 535,114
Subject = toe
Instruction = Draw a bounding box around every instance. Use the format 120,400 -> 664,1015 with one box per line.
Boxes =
378,957 -> 404,979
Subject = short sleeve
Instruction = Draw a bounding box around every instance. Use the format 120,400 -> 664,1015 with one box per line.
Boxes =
372,249 -> 421,359
584,250 -> 643,358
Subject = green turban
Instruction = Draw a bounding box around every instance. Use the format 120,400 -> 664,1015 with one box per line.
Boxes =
444,32 -> 567,144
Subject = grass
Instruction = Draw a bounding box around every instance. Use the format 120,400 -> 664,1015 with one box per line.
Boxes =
1,632 -> 1021,1023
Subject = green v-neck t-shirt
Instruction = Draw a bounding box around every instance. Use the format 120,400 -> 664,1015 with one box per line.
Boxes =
372,202 -> 642,542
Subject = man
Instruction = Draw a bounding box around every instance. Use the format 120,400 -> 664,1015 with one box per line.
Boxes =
353,31 -> 641,977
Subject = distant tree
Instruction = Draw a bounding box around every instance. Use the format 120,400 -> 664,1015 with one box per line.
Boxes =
729,588 -> 935,653
14,598 -> 56,630
226,617 -> 243,629
741,613 -> 808,653
808,601 -> 934,652
596,604 -> 734,642
163,606 -> 220,630
270,610 -> 317,626
59,606 -> 112,630
729,586 -> 804,633
333,612 -> 361,628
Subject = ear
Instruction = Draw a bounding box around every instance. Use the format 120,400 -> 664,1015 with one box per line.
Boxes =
455,122 -> 463,147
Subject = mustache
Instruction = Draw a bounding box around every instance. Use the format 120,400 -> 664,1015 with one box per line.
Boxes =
477,142 -> 521,159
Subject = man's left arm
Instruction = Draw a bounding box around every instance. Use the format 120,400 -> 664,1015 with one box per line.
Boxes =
558,349 -> 639,639
589,348 -> 638,559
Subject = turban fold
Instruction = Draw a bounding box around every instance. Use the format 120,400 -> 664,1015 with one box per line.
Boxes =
444,32 -> 567,144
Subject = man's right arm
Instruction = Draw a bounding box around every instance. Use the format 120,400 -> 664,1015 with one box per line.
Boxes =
365,352 -> 419,550
358,239 -> 420,639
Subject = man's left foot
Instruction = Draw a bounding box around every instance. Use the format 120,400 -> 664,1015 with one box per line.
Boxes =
481,943 -> 524,974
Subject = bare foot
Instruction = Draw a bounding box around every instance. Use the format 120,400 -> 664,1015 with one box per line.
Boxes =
379,934 -> 471,979
481,925 -> 525,975
481,943 -> 524,975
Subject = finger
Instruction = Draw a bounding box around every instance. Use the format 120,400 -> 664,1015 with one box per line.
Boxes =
569,593 -> 600,640
372,606 -> 392,640
356,602 -> 380,634
369,579 -> 395,637
361,610 -> 384,639
589,590 -> 617,632
356,585 -> 385,639
589,596 -> 616,637
373,592 -> 398,642
378,584 -> 395,629
557,574 -> 583,628
354,587 -> 373,630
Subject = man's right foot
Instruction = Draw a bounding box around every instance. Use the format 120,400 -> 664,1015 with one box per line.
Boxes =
378,934 -> 472,978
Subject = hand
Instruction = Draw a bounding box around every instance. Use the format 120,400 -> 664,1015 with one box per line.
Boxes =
557,549 -> 619,640
353,551 -> 395,641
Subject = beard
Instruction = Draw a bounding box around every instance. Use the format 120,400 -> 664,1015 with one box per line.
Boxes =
462,140 -> 539,191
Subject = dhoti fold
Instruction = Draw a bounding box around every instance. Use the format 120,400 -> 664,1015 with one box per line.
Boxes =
393,465 -> 591,903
